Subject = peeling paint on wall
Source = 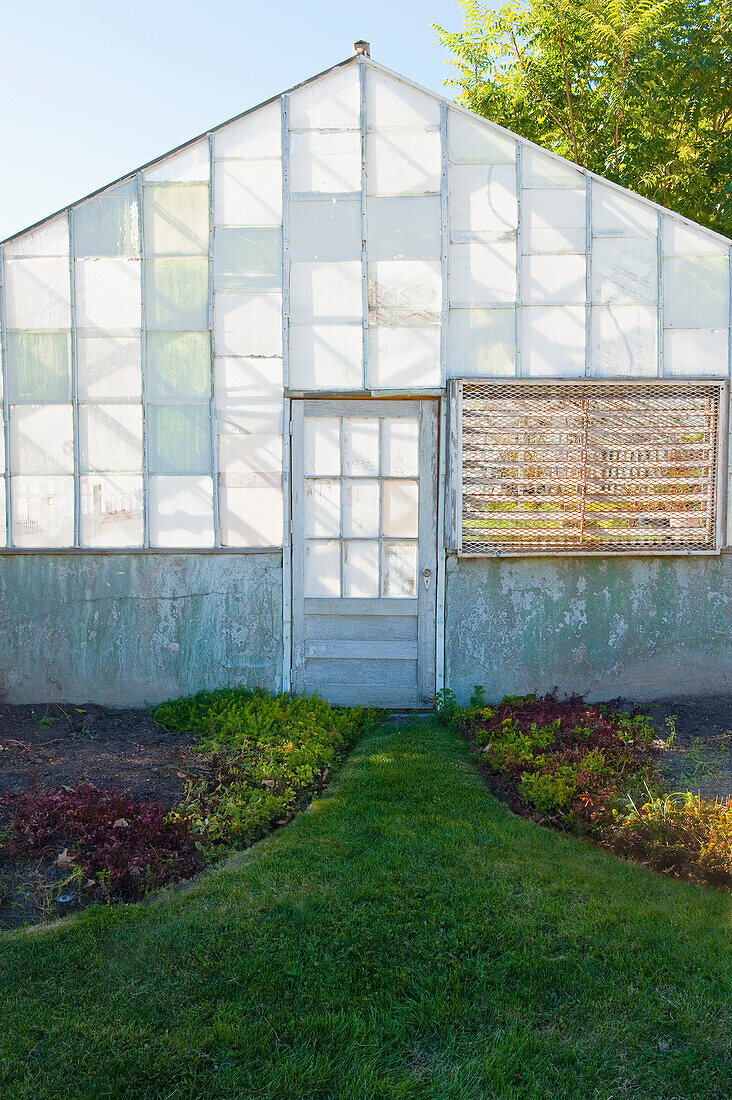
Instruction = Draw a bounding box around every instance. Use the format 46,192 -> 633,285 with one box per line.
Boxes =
445,554 -> 732,703
0,553 -> 282,705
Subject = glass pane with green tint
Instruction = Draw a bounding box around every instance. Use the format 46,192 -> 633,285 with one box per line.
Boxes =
149,404 -> 212,474
146,331 -> 211,399
143,184 -> 209,256
74,180 -> 140,258
6,332 -> 72,402
214,227 -> 282,291
145,258 -> 209,329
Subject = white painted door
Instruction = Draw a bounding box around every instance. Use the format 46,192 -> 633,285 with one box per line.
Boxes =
291,399 -> 438,708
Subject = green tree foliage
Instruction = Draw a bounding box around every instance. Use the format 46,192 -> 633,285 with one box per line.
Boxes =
436,0 -> 732,234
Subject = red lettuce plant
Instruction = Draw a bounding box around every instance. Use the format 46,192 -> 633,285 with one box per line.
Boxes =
0,784 -> 203,898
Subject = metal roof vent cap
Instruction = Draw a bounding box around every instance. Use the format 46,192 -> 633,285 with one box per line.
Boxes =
353,40 -> 370,56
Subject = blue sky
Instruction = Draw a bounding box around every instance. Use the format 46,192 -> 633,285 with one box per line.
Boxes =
0,0 -> 473,241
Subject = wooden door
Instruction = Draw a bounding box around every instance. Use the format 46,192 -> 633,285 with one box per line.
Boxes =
291,399 -> 438,708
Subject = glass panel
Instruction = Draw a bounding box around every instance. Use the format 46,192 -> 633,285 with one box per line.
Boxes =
450,242 -> 516,305
522,189 -> 585,235
382,541 -> 417,597
75,257 -> 141,331
289,200 -> 361,262
288,324 -> 362,390
4,216 -> 68,258
591,238 -> 657,305
219,485 -> 283,547
663,256 -> 730,328
342,418 -> 378,475
11,475 -> 74,547
342,540 -> 379,597
73,181 -> 140,257
218,433 -> 282,481
591,305 -> 657,377
522,306 -> 585,376
366,68 -> 440,129
214,159 -> 282,227
80,474 -> 143,547
368,324 -> 441,389
147,331 -> 211,399
214,227 -> 281,291
448,109 -> 515,165
449,165 -> 517,232
77,336 -> 141,400
10,405 -> 74,474
367,130 -> 441,196
218,405 -> 282,436
304,539 -> 341,597
304,478 -> 340,536
592,183 -> 657,236
522,254 -> 586,305
367,196 -> 441,261
382,480 -> 418,538
213,292 -> 281,356
79,404 -> 143,472
143,141 -> 210,184
6,332 -> 71,402
148,475 -> 214,547
523,225 -> 586,255
522,148 -> 583,188
664,328 -> 727,377
342,479 -> 379,537
290,262 -> 362,323
290,130 -> 361,194
214,356 -> 282,406
143,184 -> 209,255
148,405 -> 212,474
214,101 -> 281,159
146,258 -> 209,329
368,260 -> 441,324
289,65 -> 360,130
4,258 -> 71,329
381,418 -> 418,476
304,417 -> 340,476
449,307 -> 515,376
663,218 -> 726,257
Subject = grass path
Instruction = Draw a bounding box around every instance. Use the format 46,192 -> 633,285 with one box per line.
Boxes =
1,720 -> 729,1099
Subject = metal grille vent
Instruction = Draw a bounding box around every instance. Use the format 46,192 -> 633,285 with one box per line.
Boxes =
460,381 -> 722,555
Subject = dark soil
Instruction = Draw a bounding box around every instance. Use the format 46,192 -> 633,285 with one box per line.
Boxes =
0,702 -> 213,931
623,696 -> 732,802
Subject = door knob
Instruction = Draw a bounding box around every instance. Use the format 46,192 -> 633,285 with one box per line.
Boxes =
422,568 -> 432,578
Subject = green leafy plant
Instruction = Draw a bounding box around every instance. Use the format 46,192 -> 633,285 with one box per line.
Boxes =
470,685 -> 487,708
154,687 -> 381,851
519,767 -> 576,814
435,688 -> 458,726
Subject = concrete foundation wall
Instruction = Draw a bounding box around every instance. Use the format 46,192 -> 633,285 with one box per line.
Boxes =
0,553 -> 283,706
445,554 -> 732,703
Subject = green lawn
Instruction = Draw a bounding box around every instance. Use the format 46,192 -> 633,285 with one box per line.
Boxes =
1,719 -> 729,1099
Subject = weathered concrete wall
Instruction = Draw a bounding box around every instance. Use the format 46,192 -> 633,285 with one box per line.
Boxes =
445,554 -> 732,703
0,553 -> 282,705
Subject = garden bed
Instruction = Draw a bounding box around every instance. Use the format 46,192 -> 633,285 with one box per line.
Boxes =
444,691 -> 731,888
0,692 -> 378,930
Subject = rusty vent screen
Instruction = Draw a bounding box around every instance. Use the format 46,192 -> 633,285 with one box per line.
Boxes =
460,381 -> 722,555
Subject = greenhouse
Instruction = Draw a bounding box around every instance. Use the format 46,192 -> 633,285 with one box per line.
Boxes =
0,45 -> 730,707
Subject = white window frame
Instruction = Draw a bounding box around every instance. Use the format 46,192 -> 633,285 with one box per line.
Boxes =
446,377 -> 730,557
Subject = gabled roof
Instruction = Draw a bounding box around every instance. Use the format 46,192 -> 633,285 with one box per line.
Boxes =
3,53 -> 731,250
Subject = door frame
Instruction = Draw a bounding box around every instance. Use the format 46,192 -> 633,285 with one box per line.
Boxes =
288,396 -> 439,707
